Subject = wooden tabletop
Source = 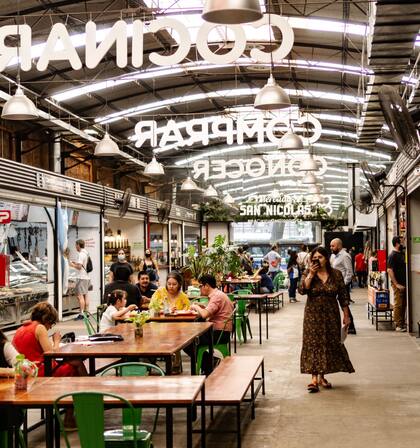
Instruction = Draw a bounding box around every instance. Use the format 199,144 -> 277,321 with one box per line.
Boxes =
148,314 -> 199,322
0,376 -> 205,406
232,294 -> 267,300
44,322 -> 213,359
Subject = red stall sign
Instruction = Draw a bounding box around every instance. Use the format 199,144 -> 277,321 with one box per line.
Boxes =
0,254 -> 10,287
0,210 -> 11,224
377,249 -> 387,272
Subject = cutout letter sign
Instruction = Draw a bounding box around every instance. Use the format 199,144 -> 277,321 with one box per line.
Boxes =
0,14 -> 294,72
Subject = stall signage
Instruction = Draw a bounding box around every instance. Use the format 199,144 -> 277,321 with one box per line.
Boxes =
0,14 -> 293,72
239,193 -> 333,218
134,114 -> 321,149
0,210 -> 11,224
193,155 -> 328,181
36,173 -> 81,196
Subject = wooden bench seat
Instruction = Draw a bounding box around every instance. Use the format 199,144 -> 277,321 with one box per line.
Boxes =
265,291 -> 284,311
199,355 -> 265,448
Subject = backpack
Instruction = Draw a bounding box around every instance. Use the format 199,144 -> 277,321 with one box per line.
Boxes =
86,255 -> 93,273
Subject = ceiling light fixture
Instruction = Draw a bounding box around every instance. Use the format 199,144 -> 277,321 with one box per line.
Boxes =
299,155 -> 318,171
94,132 -> 120,156
302,172 -> 317,184
144,155 -> 164,175
181,176 -> 199,191
204,184 -> 218,197
202,0 -> 263,24
307,184 -> 321,194
223,192 -> 235,204
278,130 -> 304,150
1,86 -> 38,120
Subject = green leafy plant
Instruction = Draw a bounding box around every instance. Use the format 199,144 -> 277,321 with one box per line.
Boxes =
206,235 -> 242,279
185,244 -> 210,280
200,199 -> 237,222
127,311 -> 150,327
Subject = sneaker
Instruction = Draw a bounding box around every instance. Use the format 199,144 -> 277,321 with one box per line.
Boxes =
73,314 -> 84,321
395,327 -> 407,332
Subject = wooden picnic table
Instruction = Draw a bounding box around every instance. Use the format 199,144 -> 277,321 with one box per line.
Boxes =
147,312 -> 199,322
0,376 -> 206,448
44,322 -> 213,376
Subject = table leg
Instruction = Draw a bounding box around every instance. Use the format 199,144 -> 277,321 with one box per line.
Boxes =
258,298 -> 262,345
265,296 -> 269,340
44,357 -> 52,376
165,356 -> 173,375
54,409 -> 61,448
45,408 -> 54,448
190,341 -> 197,376
88,358 -> 96,376
187,407 -> 193,448
166,407 -> 173,448
261,360 -> 265,395
201,384 -> 206,448
207,328 -> 214,374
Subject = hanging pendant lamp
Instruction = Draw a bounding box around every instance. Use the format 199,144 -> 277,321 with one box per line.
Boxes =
94,132 -> 120,156
302,172 -> 317,185
299,155 -> 317,171
254,75 -> 291,111
1,86 -> 38,120
312,194 -> 322,203
278,130 -> 304,150
202,0 -> 263,24
223,192 -> 235,204
181,176 -> 199,191
307,184 -> 321,194
144,156 -> 164,175
204,184 -> 218,197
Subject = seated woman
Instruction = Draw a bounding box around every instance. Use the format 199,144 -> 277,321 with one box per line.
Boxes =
100,290 -> 137,332
13,302 -> 87,377
149,272 -> 190,312
254,261 -> 274,293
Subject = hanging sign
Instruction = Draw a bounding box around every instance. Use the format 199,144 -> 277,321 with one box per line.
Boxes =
0,14 -> 293,72
134,114 -> 322,149
193,155 -> 328,181
0,210 -> 11,224
36,173 -> 81,196
239,193 -> 333,219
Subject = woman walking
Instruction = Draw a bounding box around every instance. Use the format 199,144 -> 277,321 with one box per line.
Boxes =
299,246 -> 354,393
287,251 -> 299,302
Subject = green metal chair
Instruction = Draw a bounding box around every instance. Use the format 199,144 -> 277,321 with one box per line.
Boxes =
0,428 -> 25,448
97,304 -> 108,330
196,306 -> 237,374
235,289 -> 253,343
54,391 -> 151,448
273,271 -> 286,291
83,311 -> 99,335
99,362 -> 164,434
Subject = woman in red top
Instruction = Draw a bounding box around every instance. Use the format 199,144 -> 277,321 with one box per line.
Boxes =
354,249 -> 368,288
13,302 -> 86,377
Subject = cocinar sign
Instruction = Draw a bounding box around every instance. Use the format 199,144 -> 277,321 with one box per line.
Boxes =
0,14 -> 294,72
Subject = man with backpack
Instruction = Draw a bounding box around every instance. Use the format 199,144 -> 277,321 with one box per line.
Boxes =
70,239 -> 91,320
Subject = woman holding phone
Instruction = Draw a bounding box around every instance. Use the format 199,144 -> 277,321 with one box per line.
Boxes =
299,246 -> 354,393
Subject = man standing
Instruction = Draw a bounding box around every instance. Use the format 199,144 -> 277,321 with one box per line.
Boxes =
387,236 -> 407,332
70,239 -> 90,320
330,238 -> 356,334
187,274 -> 234,375
354,249 -> 368,288
264,244 -> 282,280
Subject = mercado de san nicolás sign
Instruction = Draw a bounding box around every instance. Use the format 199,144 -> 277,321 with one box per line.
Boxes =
0,14 -> 294,72
134,113 -> 321,149
238,193 -> 333,219
192,155 -> 328,181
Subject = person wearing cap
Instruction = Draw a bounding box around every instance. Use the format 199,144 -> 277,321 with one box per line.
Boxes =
387,236 -> 407,332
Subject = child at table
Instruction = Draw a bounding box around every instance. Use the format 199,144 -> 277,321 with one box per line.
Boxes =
100,289 -> 138,332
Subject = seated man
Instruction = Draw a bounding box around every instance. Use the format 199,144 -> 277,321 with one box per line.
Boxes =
257,262 -> 274,293
186,274 -> 234,375
104,266 -> 141,308
136,271 -> 158,309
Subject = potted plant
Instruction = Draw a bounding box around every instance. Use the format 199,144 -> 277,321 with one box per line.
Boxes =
184,245 -> 210,285
127,311 -> 150,338
148,299 -> 161,318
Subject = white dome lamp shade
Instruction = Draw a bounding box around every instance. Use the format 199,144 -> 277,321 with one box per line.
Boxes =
254,75 -> 291,111
202,0 -> 263,24
94,132 -> 120,156
302,172 -> 317,185
181,176 -> 199,191
1,86 -> 38,120
278,130 -> 304,150
223,192 -> 235,204
204,184 -> 218,197
313,193 -> 322,203
144,156 -> 165,175
307,184 -> 321,194
299,155 -> 318,171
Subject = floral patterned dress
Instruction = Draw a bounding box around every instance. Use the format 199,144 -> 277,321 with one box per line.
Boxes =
299,268 -> 355,375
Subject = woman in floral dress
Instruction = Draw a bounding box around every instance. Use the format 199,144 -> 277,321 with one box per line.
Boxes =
299,246 -> 354,393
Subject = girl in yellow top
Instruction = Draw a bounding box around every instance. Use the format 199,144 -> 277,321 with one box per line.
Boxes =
149,271 -> 190,312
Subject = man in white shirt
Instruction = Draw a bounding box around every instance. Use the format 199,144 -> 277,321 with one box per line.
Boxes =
70,239 -> 90,320
330,238 -> 356,334
263,244 -> 281,280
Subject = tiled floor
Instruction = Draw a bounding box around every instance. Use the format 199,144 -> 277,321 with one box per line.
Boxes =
24,287 -> 420,447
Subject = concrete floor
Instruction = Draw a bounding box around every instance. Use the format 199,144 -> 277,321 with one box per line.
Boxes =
26,287 -> 420,447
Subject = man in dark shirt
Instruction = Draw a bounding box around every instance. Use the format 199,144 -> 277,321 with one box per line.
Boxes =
104,266 -> 141,308
387,236 -> 407,331
136,272 -> 157,309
